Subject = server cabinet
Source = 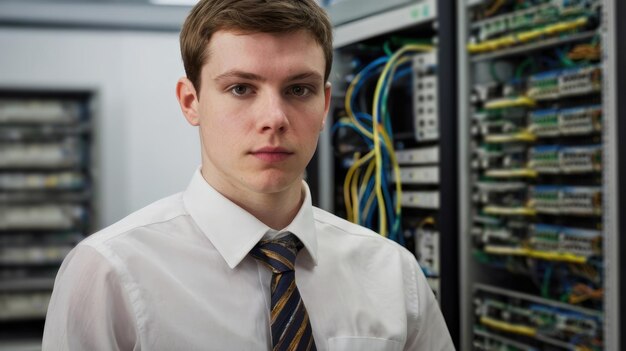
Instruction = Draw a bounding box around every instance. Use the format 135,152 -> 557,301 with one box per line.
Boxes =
0,89 -> 96,349
457,0 -> 621,349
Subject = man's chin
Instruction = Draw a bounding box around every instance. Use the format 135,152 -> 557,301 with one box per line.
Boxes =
247,174 -> 302,195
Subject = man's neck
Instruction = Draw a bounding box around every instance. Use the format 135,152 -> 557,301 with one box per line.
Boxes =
201,170 -> 304,230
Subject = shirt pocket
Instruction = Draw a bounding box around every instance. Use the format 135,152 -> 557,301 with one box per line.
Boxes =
328,337 -> 403,351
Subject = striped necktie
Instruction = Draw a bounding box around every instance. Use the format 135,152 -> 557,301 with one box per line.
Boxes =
251,233 -> 317,351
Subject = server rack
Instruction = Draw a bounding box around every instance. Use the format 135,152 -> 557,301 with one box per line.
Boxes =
0,89 -> 96,349
317,0 -> 459,346
458,0 -> 621,350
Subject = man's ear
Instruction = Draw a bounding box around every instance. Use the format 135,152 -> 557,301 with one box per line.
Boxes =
321,81 -> 332,130
176,77 -> 200,126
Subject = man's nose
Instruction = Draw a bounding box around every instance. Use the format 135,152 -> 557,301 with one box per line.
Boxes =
258,92 -> 289,133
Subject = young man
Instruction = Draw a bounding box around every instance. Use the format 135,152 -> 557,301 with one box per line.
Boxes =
43,0 -> 454,350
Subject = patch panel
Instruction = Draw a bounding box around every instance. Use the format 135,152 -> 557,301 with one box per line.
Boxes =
528,65 -> 602,100
0,138 -> 83,169
0,292 -> 52,320
530,185 -> 602,215
413,51 -> 439,142
529,105 -> 603,136
401,190 -> 440,209
560,186 -> 602,215
560,144 -> 602,173
395,146 -> 439,165
0,171 -> 86,191
474,284 -> 603,349
0,245 -> 73,265
558,65 -> 602,97
399,166 -> 439,184
473,328 -> 539,351
0,231 -> 83,247
530,223 -> 601,257
527,70 -> 560,99
528,144 -> 603,174
529,108 -> 560,136
0,99 -> 82,125
559,104 -> 602,135
0,204 -> 86,230
528,145 -> 561,173
529,185 -> 561,214
413,75 -> 439,141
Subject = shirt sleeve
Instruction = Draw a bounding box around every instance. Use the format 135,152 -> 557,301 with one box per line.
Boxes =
42,244 -> 139,351
403,250 -> 455,351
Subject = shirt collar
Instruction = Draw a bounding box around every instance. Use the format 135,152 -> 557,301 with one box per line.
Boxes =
182,167 -> 318,269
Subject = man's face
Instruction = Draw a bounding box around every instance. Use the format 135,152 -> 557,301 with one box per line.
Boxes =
180,30 -> 331,199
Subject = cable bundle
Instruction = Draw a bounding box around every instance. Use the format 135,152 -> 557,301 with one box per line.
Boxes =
332,44 -> 433,243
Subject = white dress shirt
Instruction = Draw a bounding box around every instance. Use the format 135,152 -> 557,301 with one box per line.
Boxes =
43,168 -> 454,351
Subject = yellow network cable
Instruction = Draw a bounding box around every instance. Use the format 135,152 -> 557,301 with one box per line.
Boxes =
343,150 -> 375,223
483,206 -> 537,216
344,76 -> 374,139
483,246 -> 588,263
468,17 -> 589,53
343,152 -> 359,223
485,168 -> 539,178
484,96 -> 536,109
377,123 -> 403,231
351,166 -> 361,223
480,316 -> 537,337
484,130 -> 537,143
371,44 -> 433,236
358,159 -> 377,221
358,159 -> 376,196
362,190 -> 377,223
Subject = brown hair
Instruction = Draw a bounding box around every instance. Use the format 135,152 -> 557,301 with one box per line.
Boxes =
180,0 -> 333,93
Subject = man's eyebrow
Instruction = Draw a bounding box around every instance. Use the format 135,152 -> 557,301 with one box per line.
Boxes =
213,70 -> 323,83
214,70 -> 266,82
286,72 -> 323,83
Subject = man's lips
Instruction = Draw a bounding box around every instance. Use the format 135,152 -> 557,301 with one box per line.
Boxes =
250,147 -> 294,162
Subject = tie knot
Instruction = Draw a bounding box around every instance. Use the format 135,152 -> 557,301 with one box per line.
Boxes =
250,233 -> 302,274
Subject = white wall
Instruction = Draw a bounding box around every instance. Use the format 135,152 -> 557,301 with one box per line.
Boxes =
0,28 -> 200,229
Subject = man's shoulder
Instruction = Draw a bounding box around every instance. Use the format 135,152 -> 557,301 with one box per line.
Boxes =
312,207 -> 416,269
81,192 -> 187,248
312,207 -> 403,248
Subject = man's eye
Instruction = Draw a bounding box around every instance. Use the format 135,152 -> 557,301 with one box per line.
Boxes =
230,85 -> 251,96
288,86 -> 311,97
